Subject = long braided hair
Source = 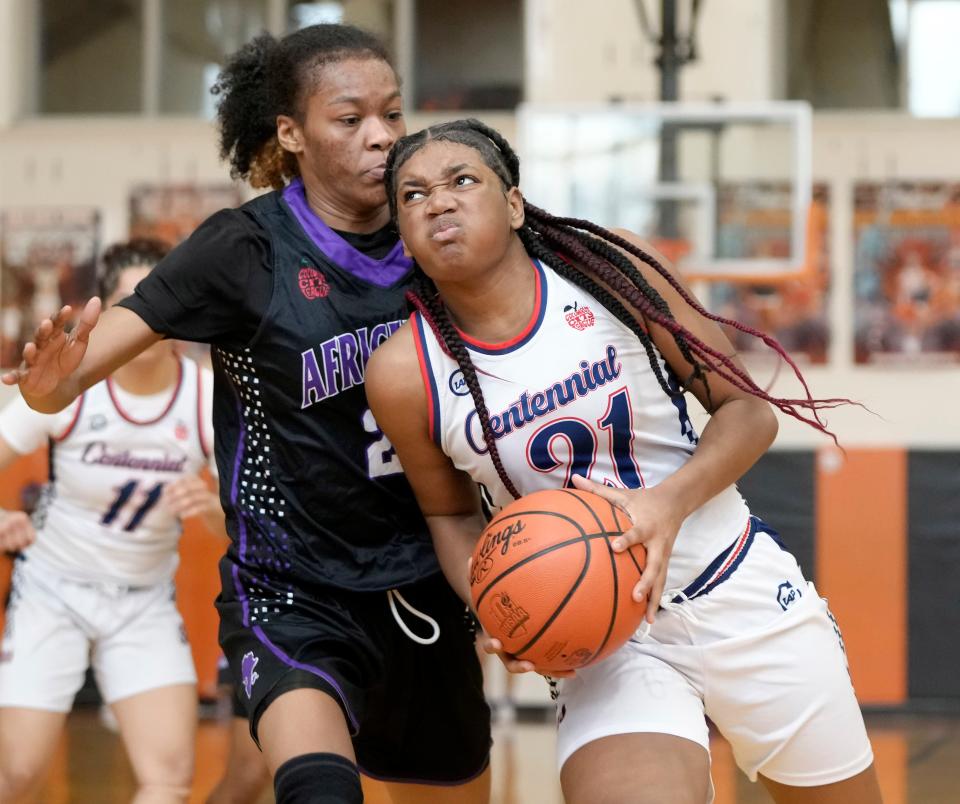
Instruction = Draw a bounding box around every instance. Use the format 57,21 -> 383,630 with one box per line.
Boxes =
385,119 -> 851,500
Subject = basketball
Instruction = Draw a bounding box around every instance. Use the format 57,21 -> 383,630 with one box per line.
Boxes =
469,488 -> 646,672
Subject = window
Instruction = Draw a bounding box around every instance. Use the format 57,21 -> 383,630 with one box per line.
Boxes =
37,0 -> 269,116
786,0 -> 960,117
901,0 -> 960,116
413,0 -> 522,111
40,0 -> 143,113
160,0 -> 269,116
34,0 -> 524,117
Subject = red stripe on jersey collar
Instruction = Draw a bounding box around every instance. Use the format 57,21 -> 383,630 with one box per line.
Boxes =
106,358 -> 184,426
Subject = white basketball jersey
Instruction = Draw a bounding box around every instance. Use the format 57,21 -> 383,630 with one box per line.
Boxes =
0,358 -> 213,586
411,260 -> 750,592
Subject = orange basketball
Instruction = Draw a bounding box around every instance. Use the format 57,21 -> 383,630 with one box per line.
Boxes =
470,488 -> 646,672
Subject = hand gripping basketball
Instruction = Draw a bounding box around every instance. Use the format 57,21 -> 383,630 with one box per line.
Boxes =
470,487 -> 647,673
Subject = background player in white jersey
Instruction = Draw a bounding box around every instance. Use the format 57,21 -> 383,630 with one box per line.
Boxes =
0,239 -> 223,803
366,119 -> 883,804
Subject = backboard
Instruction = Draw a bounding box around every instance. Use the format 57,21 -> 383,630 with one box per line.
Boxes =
516,102 -> 813,281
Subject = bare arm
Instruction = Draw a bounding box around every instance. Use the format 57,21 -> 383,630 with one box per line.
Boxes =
0,434 -> 36,552
573,231 -> 778,620
367,329 -> 544,674
1,300 -> 163,413
365,325 -> 483,603
162,474 -> 227,540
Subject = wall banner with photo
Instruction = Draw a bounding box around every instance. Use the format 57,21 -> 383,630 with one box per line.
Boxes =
707,182 -> 831,365
854,181 -> 960,365
0,208 -> 100,369
129,183 -> 244,246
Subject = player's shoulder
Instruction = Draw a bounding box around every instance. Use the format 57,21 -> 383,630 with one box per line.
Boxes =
608,227 -> 682,279
368,319 -> 418,376
365,319 -> 421,400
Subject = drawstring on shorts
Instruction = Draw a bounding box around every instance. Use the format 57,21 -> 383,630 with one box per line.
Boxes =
387,588 -> 440,645
632,588 -> 701,643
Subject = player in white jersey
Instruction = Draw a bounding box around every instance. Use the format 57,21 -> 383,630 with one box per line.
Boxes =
365,120 -> 882,804
0,240 -> 223,803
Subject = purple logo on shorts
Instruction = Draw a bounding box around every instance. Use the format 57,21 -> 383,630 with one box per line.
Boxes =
241,651 -> 260,699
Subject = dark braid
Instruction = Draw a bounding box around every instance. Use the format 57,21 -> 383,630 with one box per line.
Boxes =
408,276 -> 523,500
385,119 -> 853,496
213,24 -> 394,189
517,227 -> 682,405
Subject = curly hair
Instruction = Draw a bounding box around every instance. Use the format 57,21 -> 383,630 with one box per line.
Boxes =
98,238 -> 171,299
212,24 -> 394,190
386,119 -> 854,499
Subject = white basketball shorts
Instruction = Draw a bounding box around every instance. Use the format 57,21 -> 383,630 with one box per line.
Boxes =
0,558 -> 197,711
553,522 -> 874,787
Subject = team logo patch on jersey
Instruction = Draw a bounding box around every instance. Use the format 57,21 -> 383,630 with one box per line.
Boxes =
448,369 -> 470,397
777,580 -> 802,611
298,260 -> 330,300
174,421 -> 189,440
89,414 -> 108,431
241,651 -> 260,698
563,301 -> 595,330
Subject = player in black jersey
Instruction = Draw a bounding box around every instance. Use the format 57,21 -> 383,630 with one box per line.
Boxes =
3,25 -> 491,804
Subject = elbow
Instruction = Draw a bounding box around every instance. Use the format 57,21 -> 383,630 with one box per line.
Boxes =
24,394 -> 69,415
23,385 -> 79,414
759,402 -> 779,449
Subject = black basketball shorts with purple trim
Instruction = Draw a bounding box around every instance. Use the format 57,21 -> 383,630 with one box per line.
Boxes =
216,559 -> 491,785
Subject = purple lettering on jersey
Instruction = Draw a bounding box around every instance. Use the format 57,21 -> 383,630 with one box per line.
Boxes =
463,345 -> 621,455
335,333 -> 364,392
301,348 -> 328,408
357,326 -> 372,366
320,340 -> 339,398
368,323 -> 390,351
80,442 -> 188,472
300,320 -> 405,410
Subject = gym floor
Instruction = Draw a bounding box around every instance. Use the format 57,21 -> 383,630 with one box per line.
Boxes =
34,707 -> 960,803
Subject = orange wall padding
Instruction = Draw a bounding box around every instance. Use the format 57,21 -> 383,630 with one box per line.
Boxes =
816,447 -> 908,706
0,451 -> 225,699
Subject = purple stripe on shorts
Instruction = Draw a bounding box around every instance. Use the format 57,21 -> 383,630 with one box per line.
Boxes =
229,396 -> 250,626
226,390 -> 358,732
357,755 -> 491,787
282,178 -> 411,287
252,624 -> 360,733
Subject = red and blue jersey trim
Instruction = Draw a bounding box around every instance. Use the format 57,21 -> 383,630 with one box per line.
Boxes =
411,312 -> 442,447
52,393 -> 85,442
456,259 -> 548,356
671,516 -> 781,603
106,358 -> 184,425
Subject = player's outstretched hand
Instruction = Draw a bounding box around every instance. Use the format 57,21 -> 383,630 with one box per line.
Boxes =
0,510 -> 36,552
571,474 -> 683,625
162,475 -> 219,520
1,298 -> 102,396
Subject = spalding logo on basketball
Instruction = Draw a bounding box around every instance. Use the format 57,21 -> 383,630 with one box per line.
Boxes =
470,488 -> 646,672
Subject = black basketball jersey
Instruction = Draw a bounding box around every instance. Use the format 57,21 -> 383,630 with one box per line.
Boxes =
121,180 -> 437,593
